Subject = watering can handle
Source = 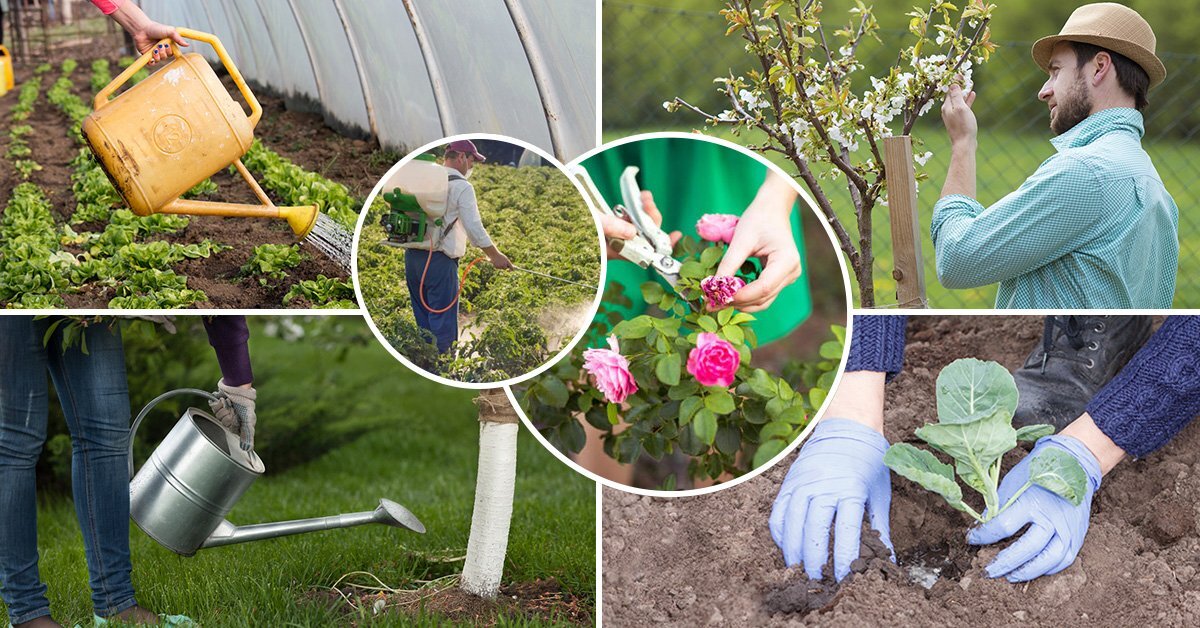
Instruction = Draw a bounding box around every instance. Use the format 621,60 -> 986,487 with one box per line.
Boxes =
127,388 -> 221,481
93,28 -> 263,129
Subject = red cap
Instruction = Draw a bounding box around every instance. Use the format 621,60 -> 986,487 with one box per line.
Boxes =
446,139 -> 486,162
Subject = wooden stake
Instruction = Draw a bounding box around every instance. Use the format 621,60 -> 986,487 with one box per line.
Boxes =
882,136 -> 927,308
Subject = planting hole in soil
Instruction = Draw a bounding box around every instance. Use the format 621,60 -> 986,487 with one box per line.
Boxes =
603,316 -> 1200,626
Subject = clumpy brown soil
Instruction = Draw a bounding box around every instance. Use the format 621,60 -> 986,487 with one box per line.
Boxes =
603,316 -> 1200,626
309,578 -> 590,626
1,54 -> 391,309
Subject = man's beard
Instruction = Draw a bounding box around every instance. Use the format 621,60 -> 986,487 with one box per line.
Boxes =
1051,74 -> 1093,135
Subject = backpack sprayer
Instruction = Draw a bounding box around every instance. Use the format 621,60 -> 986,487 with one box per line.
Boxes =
380,160 -> 592,314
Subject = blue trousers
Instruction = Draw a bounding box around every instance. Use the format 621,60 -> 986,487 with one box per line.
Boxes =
405,249 -> 460,353
0,318 -> 137,624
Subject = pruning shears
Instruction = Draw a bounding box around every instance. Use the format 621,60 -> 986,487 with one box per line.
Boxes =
575,166 -> 682,289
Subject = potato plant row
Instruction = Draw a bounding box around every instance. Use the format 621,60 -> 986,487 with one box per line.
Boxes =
358,163 -> 601,381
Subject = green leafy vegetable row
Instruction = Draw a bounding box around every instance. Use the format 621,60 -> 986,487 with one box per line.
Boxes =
240,139 -> 360,229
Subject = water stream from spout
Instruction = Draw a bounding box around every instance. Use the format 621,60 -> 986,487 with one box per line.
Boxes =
303,213 -> 354,273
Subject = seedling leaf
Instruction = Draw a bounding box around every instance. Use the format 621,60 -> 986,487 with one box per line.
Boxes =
915,410 -> 1016,472
1014,423 -> 1054,442
884,443 -> 969,513
936,358 -> 1018,424
1029,447 -> 1088,507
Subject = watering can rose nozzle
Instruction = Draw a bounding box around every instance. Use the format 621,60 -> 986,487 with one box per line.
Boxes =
280,205 -> 318,239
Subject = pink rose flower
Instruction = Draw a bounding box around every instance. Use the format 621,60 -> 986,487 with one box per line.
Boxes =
696,214 -> 739,244
700,275 -> 746,310
686,332 -> 741,388
583,335 -> 638,404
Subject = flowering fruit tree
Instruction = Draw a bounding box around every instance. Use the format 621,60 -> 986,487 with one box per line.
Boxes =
667,0 -> 997,307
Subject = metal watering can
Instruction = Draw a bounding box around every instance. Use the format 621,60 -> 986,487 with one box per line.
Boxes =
82,29 -> 318,238
128,389 -> 425,557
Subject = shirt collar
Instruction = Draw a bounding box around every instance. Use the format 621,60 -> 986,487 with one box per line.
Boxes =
1051,107 -> 1145,152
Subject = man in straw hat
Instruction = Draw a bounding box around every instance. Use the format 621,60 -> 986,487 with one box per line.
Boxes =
933,2 -> 1178,309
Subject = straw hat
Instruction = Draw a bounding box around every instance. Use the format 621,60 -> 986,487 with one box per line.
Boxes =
1032,3 -> 1166,89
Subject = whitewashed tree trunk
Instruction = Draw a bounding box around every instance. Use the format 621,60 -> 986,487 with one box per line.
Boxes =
460,389 -> 518,598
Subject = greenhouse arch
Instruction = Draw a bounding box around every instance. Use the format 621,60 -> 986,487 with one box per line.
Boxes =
135,0 -> 596,160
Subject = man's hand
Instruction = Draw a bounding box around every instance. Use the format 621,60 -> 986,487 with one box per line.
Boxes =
209,380 -> 257,451
714,173 -> 801,312
769,418 -> 893,581
489,251 -> 514,270
941,83 -> 979,148
967,435 -> 1102,582
603,190 -> 681,262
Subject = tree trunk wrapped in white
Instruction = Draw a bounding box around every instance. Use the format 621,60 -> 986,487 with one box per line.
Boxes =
460,388 -> 519,598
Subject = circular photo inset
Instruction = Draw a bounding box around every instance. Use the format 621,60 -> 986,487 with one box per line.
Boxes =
512,133 -> 852,493
354,135 -> 604,387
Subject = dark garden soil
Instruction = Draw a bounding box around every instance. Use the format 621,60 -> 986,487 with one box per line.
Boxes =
603,316 -> 1200,626
1,52 -> 394,309
308,578 -> 591,626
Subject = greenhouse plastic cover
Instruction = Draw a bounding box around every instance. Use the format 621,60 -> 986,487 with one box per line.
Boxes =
134,0 -> 596,161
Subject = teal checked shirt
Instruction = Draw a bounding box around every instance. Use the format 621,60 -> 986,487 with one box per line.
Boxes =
931,108 -> 1178,308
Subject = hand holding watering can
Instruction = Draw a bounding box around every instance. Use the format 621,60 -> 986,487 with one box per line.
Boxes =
209,379 -> 257,451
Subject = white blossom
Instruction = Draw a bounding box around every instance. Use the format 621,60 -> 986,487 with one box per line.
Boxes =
740,89 -> 767,110
915,151 -> 933,166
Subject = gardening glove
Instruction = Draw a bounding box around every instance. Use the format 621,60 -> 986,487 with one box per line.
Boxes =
967,435 -> 1102,583
769,418 -> 893,581
208,379 -> 257,451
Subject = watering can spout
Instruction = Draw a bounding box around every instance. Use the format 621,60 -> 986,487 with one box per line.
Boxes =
199,499 -> 425,551
160,198 -> 318,239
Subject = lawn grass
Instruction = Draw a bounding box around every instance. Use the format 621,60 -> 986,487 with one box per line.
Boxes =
2,319 -> 595,627
605,123 -> 1200,308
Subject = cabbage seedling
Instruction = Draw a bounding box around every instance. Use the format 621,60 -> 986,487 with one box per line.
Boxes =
883,358 -> 1087,523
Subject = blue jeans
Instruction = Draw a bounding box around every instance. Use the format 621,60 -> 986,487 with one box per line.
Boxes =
405,249 -> 460,353
0,318 -> 137,624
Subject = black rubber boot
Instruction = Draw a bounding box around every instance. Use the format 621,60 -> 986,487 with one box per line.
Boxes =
1013,316 -> 1152,431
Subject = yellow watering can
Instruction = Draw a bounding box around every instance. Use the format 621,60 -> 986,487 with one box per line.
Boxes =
82,29 -> 317,238
0,45 -> 13,95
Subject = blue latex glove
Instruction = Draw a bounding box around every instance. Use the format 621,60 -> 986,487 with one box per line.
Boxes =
769,418 -> 893,581
967,435 -> 1102,582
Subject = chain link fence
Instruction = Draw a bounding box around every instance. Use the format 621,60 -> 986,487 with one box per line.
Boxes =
603,1 -> 1200,308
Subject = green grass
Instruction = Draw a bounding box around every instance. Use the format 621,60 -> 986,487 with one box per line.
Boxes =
607,123 -> 1200,308
3,322 -> 594,627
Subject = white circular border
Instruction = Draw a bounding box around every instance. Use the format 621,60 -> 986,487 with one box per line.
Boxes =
350,133 -> 609,391
505,131 -> 856,498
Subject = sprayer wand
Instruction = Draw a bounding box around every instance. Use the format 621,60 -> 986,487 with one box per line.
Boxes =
510,265 -> 593,289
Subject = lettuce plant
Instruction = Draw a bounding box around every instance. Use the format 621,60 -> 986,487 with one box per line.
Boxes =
883,358 -> 1087,523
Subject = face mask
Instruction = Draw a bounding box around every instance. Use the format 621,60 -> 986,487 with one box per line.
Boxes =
464,167 -> 474,179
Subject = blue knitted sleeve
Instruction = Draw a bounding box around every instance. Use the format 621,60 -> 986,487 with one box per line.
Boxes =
844,315 -> 907,380
1087,316 -> 1200,458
